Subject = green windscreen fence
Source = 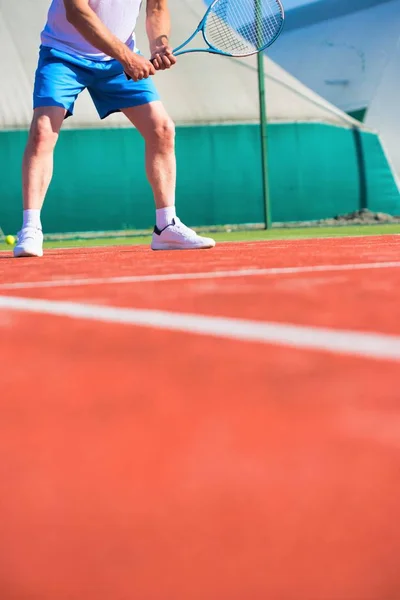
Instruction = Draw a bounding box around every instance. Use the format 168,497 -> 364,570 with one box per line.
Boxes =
1,123 -> 399,234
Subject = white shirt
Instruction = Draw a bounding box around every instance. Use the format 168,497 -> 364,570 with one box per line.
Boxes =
41,0 -> 143,61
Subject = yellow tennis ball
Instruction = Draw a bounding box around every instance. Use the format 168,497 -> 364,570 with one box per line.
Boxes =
5,235 -> 16,246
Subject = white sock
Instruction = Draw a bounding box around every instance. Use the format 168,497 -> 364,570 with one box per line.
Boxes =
23,209 -> 42,230
156,206 -> 176,230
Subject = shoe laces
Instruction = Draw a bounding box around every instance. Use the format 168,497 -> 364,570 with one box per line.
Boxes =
173,218 -> 196,236
17,227 -> 42,242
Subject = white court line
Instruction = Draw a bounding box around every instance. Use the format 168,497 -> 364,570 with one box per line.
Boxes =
0,295 -> 400,362
1,261 -> 400,291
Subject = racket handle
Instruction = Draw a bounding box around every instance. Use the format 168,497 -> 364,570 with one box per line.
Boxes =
125,58 -> 156,80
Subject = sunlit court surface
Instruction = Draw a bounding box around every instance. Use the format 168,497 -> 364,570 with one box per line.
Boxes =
1,234 -> 400,600
1,0 -> 400,594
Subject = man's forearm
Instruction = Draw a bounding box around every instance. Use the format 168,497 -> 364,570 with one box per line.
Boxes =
66,4 -> 131,63
146,2 -> 171,54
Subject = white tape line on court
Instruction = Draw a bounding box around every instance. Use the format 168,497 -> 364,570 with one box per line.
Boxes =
1,261 -> 400,290
1,295 -> 400,362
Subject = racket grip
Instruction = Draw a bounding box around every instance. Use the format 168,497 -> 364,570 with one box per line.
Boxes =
125,58 -> 156,80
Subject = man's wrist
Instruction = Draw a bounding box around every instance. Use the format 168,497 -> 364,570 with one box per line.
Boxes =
150,34 -> 169,52
116,44 -> 134,67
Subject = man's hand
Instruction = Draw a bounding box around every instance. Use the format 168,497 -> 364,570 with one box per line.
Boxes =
122,52 -> 156,81
150,37 -> 176,70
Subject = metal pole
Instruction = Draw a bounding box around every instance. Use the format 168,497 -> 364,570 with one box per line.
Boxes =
352,126 -> 368,211
255,0 -> 271,229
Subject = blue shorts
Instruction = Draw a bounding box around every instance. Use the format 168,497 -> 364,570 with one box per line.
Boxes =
33,46 -> 160,119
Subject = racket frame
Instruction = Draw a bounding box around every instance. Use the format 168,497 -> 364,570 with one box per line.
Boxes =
173,0 -> 285,58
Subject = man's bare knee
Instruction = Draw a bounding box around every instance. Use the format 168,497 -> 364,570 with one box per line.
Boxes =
29,116 -> 60,154
151,118 -> 175,150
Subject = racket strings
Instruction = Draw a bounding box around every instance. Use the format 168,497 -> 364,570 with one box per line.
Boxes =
205,0 -> 283,56
207,16 -> 253,54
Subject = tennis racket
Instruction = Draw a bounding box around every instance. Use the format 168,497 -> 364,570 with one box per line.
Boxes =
167,0 -> 284,58
126,0 -> 284,79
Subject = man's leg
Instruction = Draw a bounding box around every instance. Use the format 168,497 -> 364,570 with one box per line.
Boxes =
122,102 -> 215,250
15,107 -> 66,258
23,106 -> 66,210
123,101 -> 175,211
122,101 -> 178,233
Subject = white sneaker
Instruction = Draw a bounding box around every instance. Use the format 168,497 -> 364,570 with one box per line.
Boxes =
151,218 -> 216,251
13,227 -> 44,258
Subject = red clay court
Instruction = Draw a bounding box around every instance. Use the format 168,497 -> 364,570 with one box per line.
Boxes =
0,235 -> 399,600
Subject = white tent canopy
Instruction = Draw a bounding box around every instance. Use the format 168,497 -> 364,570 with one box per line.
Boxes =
268,0 -> 400,114
0,0 -> 363,130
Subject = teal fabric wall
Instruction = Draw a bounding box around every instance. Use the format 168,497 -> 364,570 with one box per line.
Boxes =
1,123 -> 398,234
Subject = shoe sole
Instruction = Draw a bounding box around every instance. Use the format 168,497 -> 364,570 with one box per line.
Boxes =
13,249 -> 44,258
151,242 -> 216,251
